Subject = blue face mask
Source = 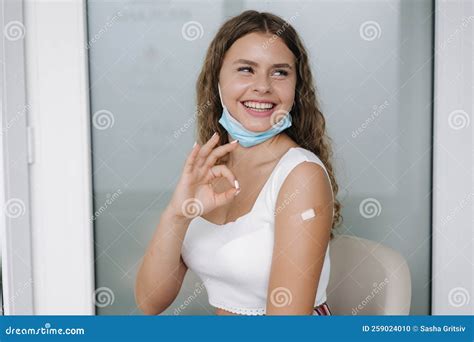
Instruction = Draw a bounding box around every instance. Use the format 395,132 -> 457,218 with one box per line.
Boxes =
217,83 -> 293,148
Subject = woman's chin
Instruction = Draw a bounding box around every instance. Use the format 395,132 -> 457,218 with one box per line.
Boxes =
236,113 -> 273,132
241,123 -> 273,132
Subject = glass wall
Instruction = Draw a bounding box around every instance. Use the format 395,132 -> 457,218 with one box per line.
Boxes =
87,0 -> 433,315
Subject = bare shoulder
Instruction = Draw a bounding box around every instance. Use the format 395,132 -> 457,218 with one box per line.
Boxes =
277,158 -> 333,219
284,160 -> 331,193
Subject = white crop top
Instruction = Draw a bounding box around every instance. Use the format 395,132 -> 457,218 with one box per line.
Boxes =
181,147 -> 333,315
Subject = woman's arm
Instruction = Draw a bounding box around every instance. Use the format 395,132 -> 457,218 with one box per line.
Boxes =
266,161 -> 334,315
135,134 -> 239,315
134,207 -> 191,315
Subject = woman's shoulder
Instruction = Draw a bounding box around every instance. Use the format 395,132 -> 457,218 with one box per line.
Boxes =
271,145 -> 332,196
273,146 -> 334,205
268,135 -> 330,184
280,146 -> 327,171
275,135 -> 326,169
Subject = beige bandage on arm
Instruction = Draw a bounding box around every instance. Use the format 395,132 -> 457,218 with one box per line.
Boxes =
287,203 -> 333,223
288,207 -> 318,223
300,208 -> 316,221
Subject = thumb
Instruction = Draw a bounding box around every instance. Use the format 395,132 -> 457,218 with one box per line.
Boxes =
214,186 -> 240,208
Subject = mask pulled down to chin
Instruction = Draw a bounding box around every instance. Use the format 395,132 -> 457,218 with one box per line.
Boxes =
217,83 -> 293,148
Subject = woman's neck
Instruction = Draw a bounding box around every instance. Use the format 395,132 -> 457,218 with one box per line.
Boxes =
226,133 -> 288,169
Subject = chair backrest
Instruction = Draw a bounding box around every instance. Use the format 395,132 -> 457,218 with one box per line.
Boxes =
327,234 -> 411,315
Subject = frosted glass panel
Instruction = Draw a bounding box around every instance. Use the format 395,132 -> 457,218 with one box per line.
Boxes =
87,0 -> 433,315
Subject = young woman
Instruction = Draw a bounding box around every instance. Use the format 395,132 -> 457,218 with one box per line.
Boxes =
135,10 -> 342,316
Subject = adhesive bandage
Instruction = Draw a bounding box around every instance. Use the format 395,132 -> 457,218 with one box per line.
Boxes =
300,208 -> 316,221
286,208 -> 319,223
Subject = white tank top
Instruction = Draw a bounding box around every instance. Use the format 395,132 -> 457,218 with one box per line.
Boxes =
181,147 -> 333,315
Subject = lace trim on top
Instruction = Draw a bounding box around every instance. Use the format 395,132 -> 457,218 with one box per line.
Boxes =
210,299 -> 328,316
210,300 -> 266,316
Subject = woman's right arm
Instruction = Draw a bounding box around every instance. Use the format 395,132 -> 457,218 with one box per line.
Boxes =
134,133 -> 240,315
134,206 -> 191,315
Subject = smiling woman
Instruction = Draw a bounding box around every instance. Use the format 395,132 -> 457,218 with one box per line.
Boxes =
218,35 -> 297,131
135,9 -> 342,316
0,0 -> 455,324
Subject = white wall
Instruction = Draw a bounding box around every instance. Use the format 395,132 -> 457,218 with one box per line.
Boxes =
432,0 -> 473,315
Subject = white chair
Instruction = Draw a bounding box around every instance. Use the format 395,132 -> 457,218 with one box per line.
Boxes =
327,234 -> 412,315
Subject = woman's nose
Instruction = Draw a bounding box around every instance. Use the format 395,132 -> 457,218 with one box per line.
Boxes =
252,75 -> 272,94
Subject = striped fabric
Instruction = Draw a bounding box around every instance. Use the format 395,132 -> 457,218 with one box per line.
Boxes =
313,302 -> 332,316
262,302 -> 332,316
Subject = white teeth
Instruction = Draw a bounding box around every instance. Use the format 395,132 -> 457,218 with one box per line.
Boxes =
243,101 -> 274,110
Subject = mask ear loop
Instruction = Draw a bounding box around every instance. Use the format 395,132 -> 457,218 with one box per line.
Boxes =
217,82 -> 247,129
217,82 -> 238,144
217,83 -> 226,109
278,99 -> 295,121
288,98 -> 296,114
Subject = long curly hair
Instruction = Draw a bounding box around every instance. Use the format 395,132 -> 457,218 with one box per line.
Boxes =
195,10 -> 342,236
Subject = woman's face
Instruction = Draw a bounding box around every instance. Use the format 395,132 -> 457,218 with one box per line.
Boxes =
218,32 -> 297,132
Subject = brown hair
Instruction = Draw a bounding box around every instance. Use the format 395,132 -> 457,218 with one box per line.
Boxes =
195,10 -> 342,235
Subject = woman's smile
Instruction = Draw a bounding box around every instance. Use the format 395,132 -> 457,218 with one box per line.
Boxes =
239,100 -> 277,118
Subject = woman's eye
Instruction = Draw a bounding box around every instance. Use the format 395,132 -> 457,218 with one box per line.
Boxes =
237,66 -> 253,73
273,69 -> 288,77
237,67 -> 288,77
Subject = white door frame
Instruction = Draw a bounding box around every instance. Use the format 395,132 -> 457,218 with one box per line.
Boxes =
1,0 -> 95,314
0,0 -> 34,315
432,0 -> 473,315
1,0 -> 472,315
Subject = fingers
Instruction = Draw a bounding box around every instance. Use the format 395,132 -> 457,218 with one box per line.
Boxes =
206,165 -> 240,192
196,132 -> 220,167
214,187 -> 240,207
209,164 -> 241,207
203,140 -> 239,169
183,142 -> 201,174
